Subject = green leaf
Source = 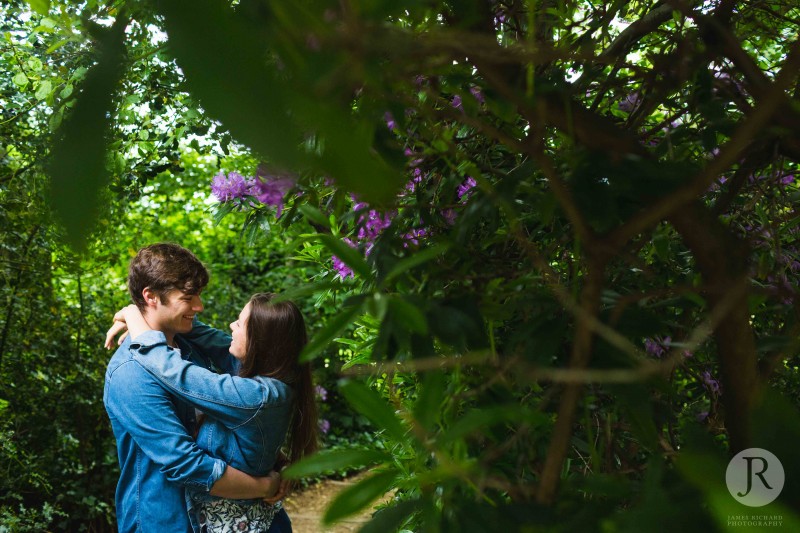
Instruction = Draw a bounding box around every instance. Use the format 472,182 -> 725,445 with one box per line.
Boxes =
272,280 -> 341,303
300,303 -> 363,362
319,234 -> 371,279
283,448 -> 390,479
47,15 -> 127,250
339,379 -> 406,442
34,80 -> 52,101
12,72 -> 28,87
27,0 -> 50,16
438,405 -> 546,445
387,296 -> 428,335
413,370 -> 446,432
322,469 -> 399,525
382,242 -> 451,284
359,498 -> 421,533
297,204 -> 330,229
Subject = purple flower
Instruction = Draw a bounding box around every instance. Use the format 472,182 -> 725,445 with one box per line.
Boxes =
696,411 -> 709,422
402,228 -> 427,247
319,419 -> 331,434
332,256 -> 354,279
405,168 -> 424,193
356,207 -> 394,241
618,92 -> 641,113
384,111 -> 396,131
442,209 -> 457,225
644,336 -> 671,358
470,86 -> 485,104
701,370 -> 720,394
644,338 -> 664,358
780,174 -> 795,186
315,385 -> 328,402
210,172 -> 253,202
451,94 -> 463,112
252,164 -> 296,216
457,176 -> 477,202
404,148 -> 424,168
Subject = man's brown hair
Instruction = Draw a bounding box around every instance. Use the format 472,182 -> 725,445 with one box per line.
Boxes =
127,243 -> 209,311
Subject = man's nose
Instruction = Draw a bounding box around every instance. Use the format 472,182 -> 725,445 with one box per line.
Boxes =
191,295 -> 204,312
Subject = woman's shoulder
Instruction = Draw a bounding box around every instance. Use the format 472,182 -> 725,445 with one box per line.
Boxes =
252,375 -> 294,401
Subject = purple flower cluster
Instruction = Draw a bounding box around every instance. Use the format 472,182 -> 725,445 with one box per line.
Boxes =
332,255 -> 354,279
318,419 -> 331,434
314,385 -> 328,402
210,166 -> 296,217
701,370 -> 721,395
253,164 -> 296,217
618,92 -> 641,113
354,202 -> 394,241
211,171 -> 254,202
405,167 -> 425,194
457,176 -> 477,202
384,111 -> 397,131
470,86 -> 485,105
403,228 -> 427,247
644,336 -> 671,358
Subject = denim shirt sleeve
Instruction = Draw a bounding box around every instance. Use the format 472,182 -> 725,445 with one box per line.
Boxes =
181,318 -> 239,375
130,331 -> 289,429
104,345 -> 226,491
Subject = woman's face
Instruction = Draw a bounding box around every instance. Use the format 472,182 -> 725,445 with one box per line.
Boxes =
229,302 -> 251,360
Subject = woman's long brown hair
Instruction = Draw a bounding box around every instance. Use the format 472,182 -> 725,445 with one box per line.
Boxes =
239,293 -> 318,463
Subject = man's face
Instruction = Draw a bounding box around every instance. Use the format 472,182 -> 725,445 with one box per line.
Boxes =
149,289 -> 204,337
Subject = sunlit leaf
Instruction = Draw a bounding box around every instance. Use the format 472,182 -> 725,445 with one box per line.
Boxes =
339,379 -> 407,442
283,448 -> 390,479
382,242 -> 451,284
359,498 -> 422,533
322,468 -> 399,525
26,0 -> 50,16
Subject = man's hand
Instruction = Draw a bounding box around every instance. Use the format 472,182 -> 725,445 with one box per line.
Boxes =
261,470 -> 281,502
265,475 -> 294,504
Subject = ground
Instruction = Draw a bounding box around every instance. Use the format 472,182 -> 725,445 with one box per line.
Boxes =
283,471 -> 389,532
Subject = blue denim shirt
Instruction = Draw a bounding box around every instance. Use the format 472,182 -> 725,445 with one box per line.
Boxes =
104,321 -> 238,533
129,327 -> 294,506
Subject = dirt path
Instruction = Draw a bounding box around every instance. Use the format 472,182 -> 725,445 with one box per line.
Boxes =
282,471 -> 386,533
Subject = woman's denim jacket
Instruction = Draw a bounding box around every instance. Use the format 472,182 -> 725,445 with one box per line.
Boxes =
129,328 -> 294,523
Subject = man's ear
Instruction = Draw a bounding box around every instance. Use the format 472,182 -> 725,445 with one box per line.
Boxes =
142,287 -> 159,308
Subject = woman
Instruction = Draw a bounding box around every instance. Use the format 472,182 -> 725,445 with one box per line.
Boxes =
109,293 -> 317,532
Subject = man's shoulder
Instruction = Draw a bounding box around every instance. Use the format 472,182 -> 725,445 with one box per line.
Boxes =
106,344 -> 160,385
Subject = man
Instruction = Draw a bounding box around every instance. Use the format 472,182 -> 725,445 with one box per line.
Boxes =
104,243 -> 289,532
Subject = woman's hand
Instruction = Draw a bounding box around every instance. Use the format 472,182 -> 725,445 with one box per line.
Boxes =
104,305 -> 147,349
105,306 -> 132,349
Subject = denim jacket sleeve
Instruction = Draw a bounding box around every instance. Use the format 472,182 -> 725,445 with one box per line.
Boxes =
131,331 -> 290,429
104,351 -> 226,491
181,318 -> 239,375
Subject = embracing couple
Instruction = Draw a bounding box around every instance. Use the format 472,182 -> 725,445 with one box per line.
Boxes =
103,243 -> 318,532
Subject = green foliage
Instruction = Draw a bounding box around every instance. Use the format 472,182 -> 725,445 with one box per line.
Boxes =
4,0 -> 800,531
